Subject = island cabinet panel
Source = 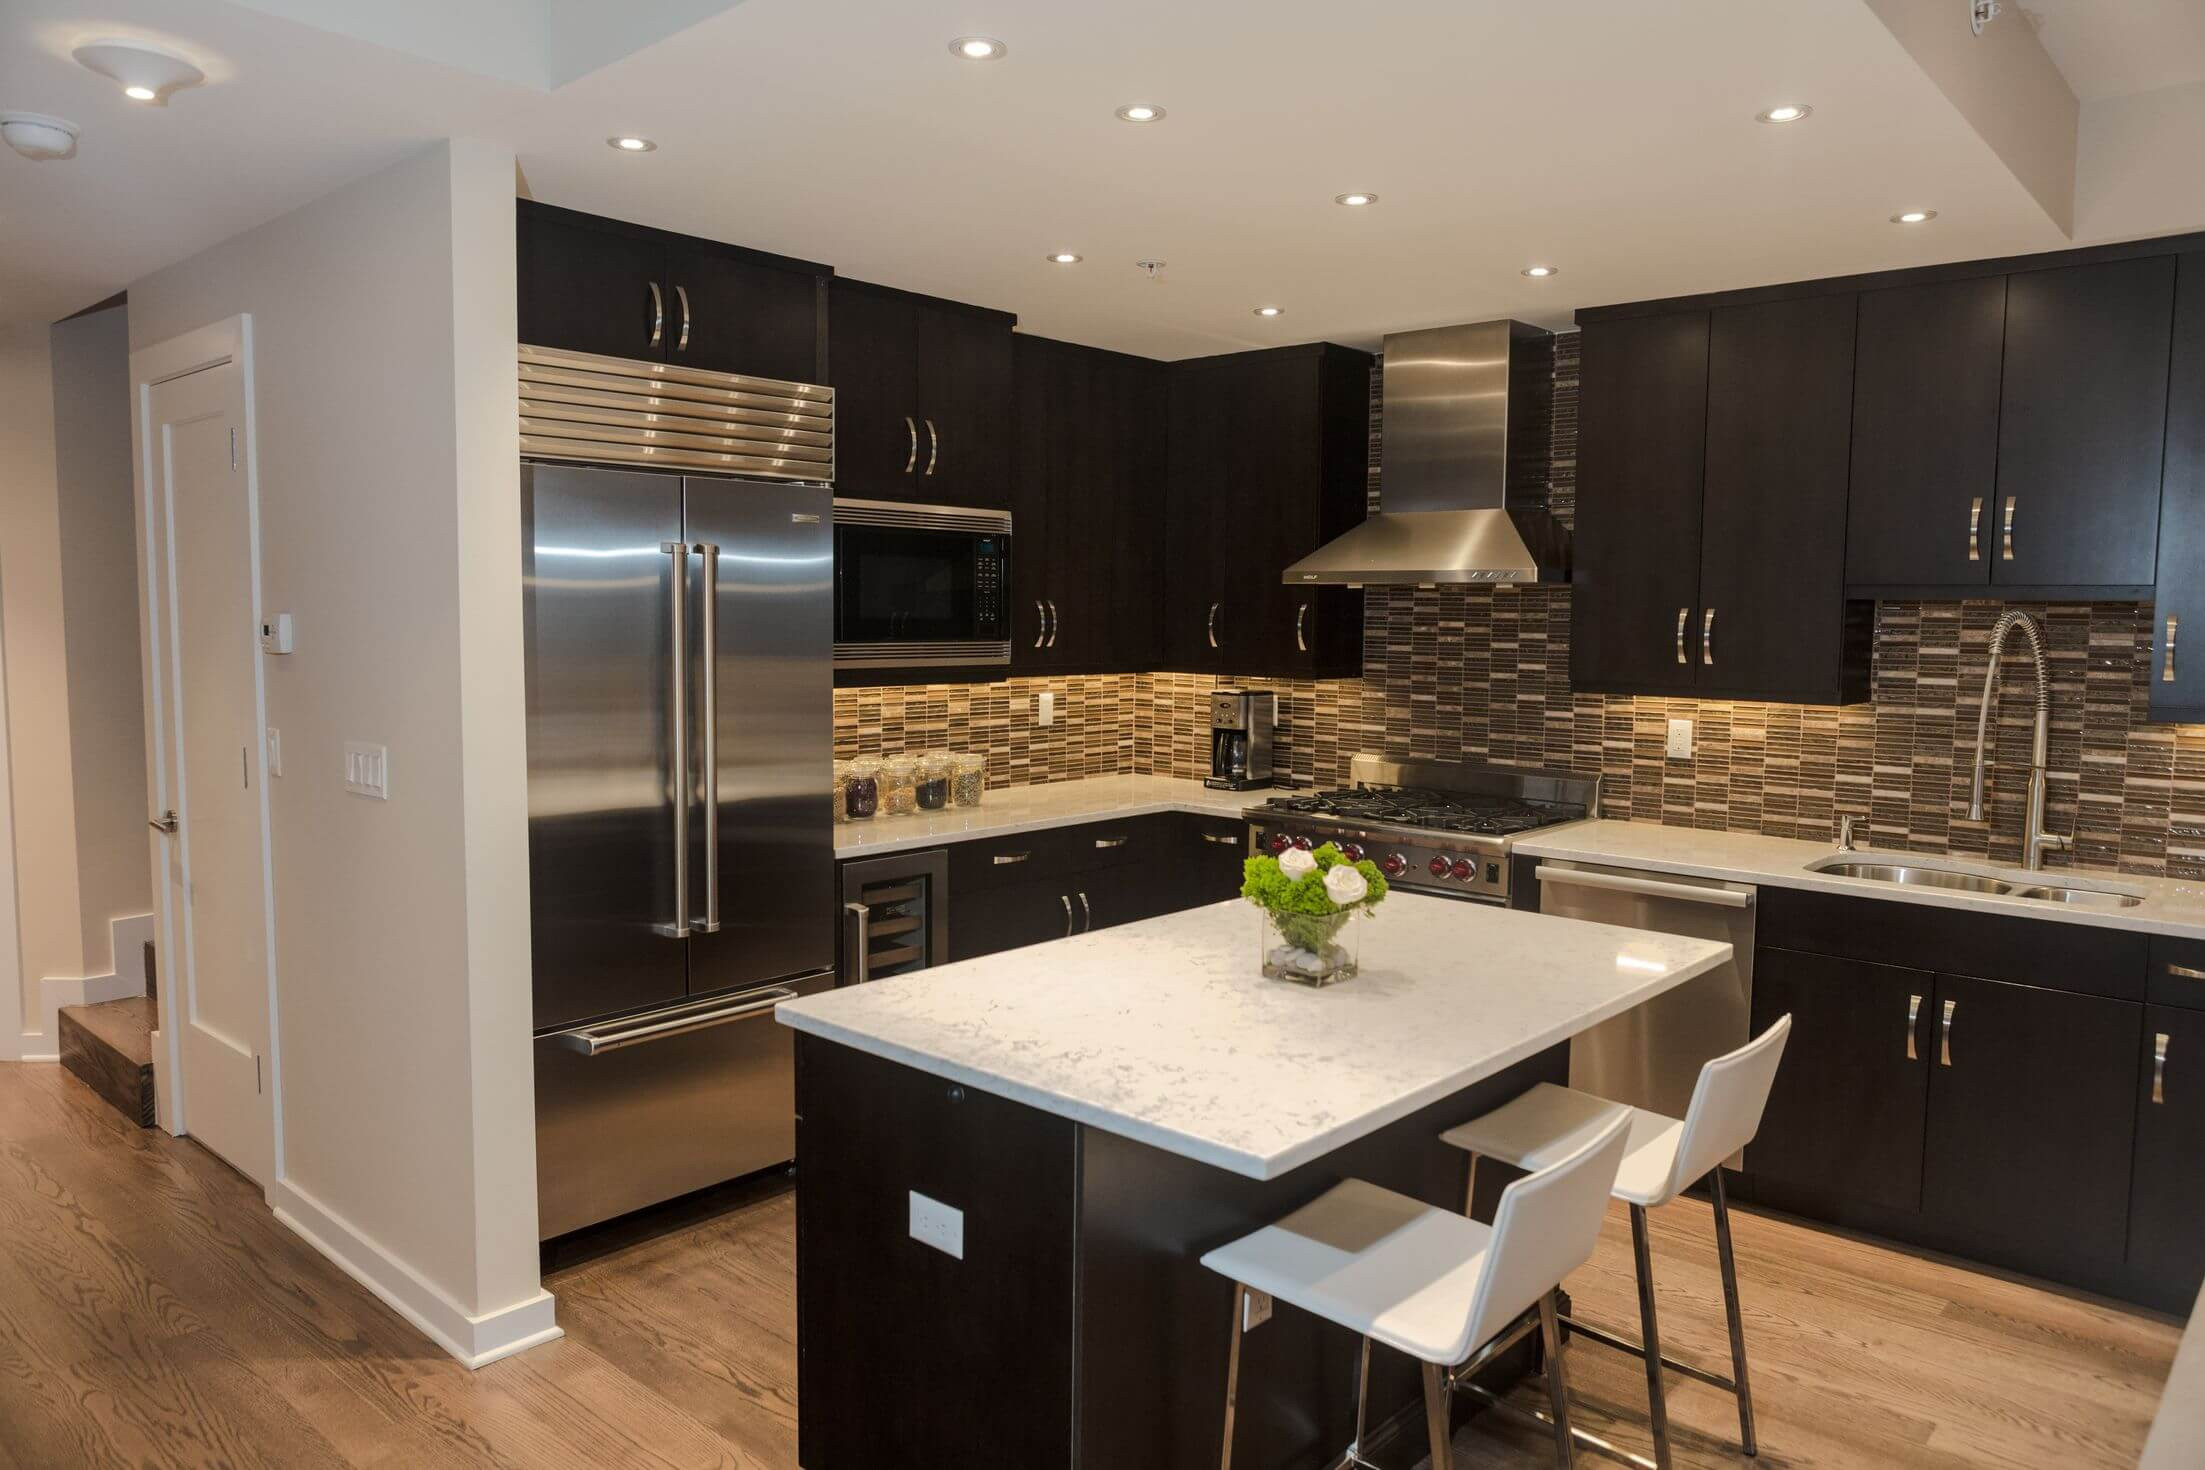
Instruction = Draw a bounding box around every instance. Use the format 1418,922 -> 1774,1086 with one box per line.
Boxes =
1845,275 -> 2008,590
2129,1004 -> 2205,1299
1746,947 -> 1931,1215
1922,972 -> 2141,1275
2151,253 -> 2205,721
1994,256 -> 2175,591
795,1037 -> 1076,1469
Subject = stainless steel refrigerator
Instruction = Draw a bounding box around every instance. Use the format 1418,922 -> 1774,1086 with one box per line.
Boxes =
522,460 -> 834,1238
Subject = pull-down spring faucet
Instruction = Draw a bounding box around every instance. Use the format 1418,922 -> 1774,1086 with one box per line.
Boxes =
1966,610 -> 2069,871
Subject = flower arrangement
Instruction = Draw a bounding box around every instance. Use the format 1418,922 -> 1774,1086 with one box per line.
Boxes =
1242,841 -> 1390,985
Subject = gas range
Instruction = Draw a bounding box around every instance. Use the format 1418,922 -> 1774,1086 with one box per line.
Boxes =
1244,756 -> 1598,905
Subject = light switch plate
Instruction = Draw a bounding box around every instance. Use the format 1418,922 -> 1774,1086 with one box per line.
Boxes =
909,1190 -> 964,1260
1037,690 -> 1056,727
343,741 -> 389,799
1666,717 -> 1694,760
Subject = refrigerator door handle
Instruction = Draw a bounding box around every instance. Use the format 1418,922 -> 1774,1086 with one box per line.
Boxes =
696,541 -> 721,934
552,986 -> 799,1056
655,540 -> 692,939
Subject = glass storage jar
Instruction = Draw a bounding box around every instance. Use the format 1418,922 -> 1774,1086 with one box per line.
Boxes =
915,752 -> 952,810
880,755 -> 920,817
841,757 -> 882,822
832,760 -> 851,824
951,752 -> 987,806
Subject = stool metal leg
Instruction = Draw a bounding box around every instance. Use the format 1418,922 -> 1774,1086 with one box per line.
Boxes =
1463,1151 -> 1481,1220
1628,1205 -> 1674,1470
1221,1282 -> 1245,1470
1421,1360 -> 1454,1470
1710,1171 -> 1759,1457
1350,1335 -> 1372,1460
1538,1290 -> 1575,1469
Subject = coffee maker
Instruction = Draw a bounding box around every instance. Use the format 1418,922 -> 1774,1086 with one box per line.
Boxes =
1205,690 -> 1277,791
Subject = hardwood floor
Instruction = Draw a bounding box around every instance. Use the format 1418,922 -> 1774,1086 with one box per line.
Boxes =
0,1061 -> 2179,1469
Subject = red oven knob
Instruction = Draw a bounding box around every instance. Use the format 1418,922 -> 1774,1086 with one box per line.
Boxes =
1291,836 -> 1314,851
1267,832 -> 1291,854
1450,858 -> 1475,881
1428,856 -> 1451,878
1381,853 -> 1407,878
1340,843 -> 1366,862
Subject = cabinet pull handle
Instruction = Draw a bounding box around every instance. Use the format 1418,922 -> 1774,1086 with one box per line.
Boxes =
924,419 -> 939,476
2153,1031 -> 2170,1104
1907,994 -> 1922,1061
1046,599 -> 1059,648
1061,893 -> 1075,938
647,281 -> 664,349
1675,607 -> 1688,665
2167,963 -> 2205,981
904,416 -> 918,474
992,851 -> 1030,865
1078,891 -> 1092,932
1295,602 -> 1309,653
844,902 -> 872,985
1939,998 -> 1956,1067
1094,837 -> 1127,849
1702,607 -> 1716,666
1207,602 -> 1220,649
2001,496 -> 2016,561
1033,600 -> 1047,649
2166,616 -> 2180,683
674,285 -> 691,352
1201,832 -> 1241,846
1968,497 -> 1982,562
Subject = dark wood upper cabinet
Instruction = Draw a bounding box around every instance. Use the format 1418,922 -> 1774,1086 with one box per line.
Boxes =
1846,276 -> 2007,590
1571,311 -> 1710,695
827,279 -> 1014,508
516,201 -> 826,380
1994,256 -> 2175,590
2152,253 -> 2205,720
1698,293 -> 1865,703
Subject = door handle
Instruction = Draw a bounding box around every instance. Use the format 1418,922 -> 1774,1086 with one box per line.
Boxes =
1060,893 -> 1075,938
655,541 -> 692,939
696,541 -> 720,935
1093,837 -> 1127,850
674,285 -> 692,352
148,809 -> 179,835
992,851 -> 1030,865
2167,963 -> 2205,981
1078,891 -> 1092,932
904,416 -> 918,474
844,902 -> 871,985
647,281 -> 664,349
1968,497 -> 1982,562
2153,1031 -> 2169,1104
2001,496 -> 2016,561
1939,998 -> 1956,1067
1046,599 -> 1059,648
924,419 -> 939,476
1675,607 -> 1688,665
1906,994 -> 1922,1061
2165,615 -> 2179,683
1295,602 -> 1309,653
1701,607 -> 1716,666
554,987 -> 798,1055
1033,599 -> 1047,649
1201,832 -> 1241,846
1207,602 -> 1220,649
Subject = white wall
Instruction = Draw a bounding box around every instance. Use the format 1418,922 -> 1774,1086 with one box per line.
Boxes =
2075,82 -> 2205,243
127,138 -> 548,1363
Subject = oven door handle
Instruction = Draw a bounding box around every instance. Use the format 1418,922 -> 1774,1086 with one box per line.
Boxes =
1534,865 -> 1756,909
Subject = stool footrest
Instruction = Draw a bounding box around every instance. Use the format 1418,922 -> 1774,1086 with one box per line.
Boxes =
1455,1379 -> 1662,1470
1443,1306 -> 1540,1393
1561,1313 -> 1739,1394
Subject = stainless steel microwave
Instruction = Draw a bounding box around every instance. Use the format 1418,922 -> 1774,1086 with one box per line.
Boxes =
832,499 -> 1012,669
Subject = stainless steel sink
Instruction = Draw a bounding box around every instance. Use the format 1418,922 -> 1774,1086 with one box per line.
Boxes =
2009,885 -> 2146,910
1810,859 -> 2015,895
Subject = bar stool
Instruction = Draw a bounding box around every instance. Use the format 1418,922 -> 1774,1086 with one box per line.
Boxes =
1202,1110 -> 1630,1470
1438,1017 -> 1793,1470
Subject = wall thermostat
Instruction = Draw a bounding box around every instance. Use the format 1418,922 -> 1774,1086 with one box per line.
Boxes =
260,612 -> 294,654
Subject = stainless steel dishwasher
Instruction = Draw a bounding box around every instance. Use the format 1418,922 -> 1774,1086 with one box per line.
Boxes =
1534,860 -> 1755,1131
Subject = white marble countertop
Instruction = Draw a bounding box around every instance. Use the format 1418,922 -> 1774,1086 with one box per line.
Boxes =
1514,819 -> 2205,940
777,893 -> 1731,1179
833,773 -> 1257,857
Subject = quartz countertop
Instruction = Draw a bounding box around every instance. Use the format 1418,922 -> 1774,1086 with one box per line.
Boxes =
833,773 -> 1257,857
1513,819 -> 2205,940
776,893 -> 1731,1179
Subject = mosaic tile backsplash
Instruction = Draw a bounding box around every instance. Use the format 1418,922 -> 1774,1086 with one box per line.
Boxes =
836,335 -> 2205,879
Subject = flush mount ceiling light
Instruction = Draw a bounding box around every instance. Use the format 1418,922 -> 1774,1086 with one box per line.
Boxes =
72,39 -> 204,106
608,135 -> 656,152
1334,191 -> 1378,207
1046,251 -> 1082,264
1891,209 -> 1938,224
1521,264 -> 1559,278
1755,103 -> 1812,124
1115,103 -> 1165,123
0,111 -> 80,161
1253,305 -> 1284,318
950,36 -> 1007,61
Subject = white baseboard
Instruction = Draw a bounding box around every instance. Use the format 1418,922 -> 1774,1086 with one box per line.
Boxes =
269,1178 -> 562,1368
18,912 -> 156,1059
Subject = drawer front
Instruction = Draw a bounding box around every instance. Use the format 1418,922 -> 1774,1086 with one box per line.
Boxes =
1066,813 -> 1176,873
948,825 -> 1084,894
1757,886 -> 2146,1001
2147,936 -> 2205,1010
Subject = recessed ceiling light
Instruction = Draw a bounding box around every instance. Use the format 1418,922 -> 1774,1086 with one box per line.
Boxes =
1253,305 -> 1284,318
1115,103 -> 1165,123
1334,192 -> 1379,207
72,39 -> 204,106
1047,252 -> 1082,265
608,135 -> 656,152
1891,209 -> 1938,224
950,36 -> 1007,61
1521,265 -> 1559,278
1755,103 -> 1812,124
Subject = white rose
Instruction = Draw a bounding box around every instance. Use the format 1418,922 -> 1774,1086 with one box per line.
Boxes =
1324,863 -> 1369,906
1277,846 -> 1318,880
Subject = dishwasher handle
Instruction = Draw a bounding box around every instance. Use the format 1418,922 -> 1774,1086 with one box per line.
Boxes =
1534,865 -> 1756,910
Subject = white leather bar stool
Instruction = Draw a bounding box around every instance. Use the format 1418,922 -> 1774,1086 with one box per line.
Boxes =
1439,1017 -> 1792,1470
1202,1111 -> 1631,1470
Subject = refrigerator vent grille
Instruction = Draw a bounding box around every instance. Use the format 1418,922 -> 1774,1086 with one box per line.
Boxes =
519,344 -> 834,483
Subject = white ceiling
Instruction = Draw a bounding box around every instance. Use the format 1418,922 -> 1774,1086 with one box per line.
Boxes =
2024,0 -> 2205,101
2,0 -> 2196,359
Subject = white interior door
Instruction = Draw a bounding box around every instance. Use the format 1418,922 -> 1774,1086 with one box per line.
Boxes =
142,356 -> 275,1185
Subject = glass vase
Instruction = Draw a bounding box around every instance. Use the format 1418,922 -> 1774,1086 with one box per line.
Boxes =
1259,906 -> 1361,987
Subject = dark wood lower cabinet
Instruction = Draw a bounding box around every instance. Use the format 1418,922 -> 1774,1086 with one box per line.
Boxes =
2129,1004 -> 2205,1297
949,874 -> 1079,961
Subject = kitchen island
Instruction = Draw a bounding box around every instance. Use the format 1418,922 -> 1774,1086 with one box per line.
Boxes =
779,894 -> 1731,1469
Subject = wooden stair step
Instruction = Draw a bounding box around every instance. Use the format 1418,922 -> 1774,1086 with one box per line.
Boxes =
57,997 -> 156,1128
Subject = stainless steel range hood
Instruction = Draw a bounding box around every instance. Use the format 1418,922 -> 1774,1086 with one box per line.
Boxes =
1283,318 -> 1566,586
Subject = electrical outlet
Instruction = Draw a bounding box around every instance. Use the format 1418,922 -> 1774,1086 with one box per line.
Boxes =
1243,1288 -> 1273,1331
1666,717 -> 1694,760
1037,690 -> 1056,727
343,741 -> 389,799
909,1190 -> 964,1260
